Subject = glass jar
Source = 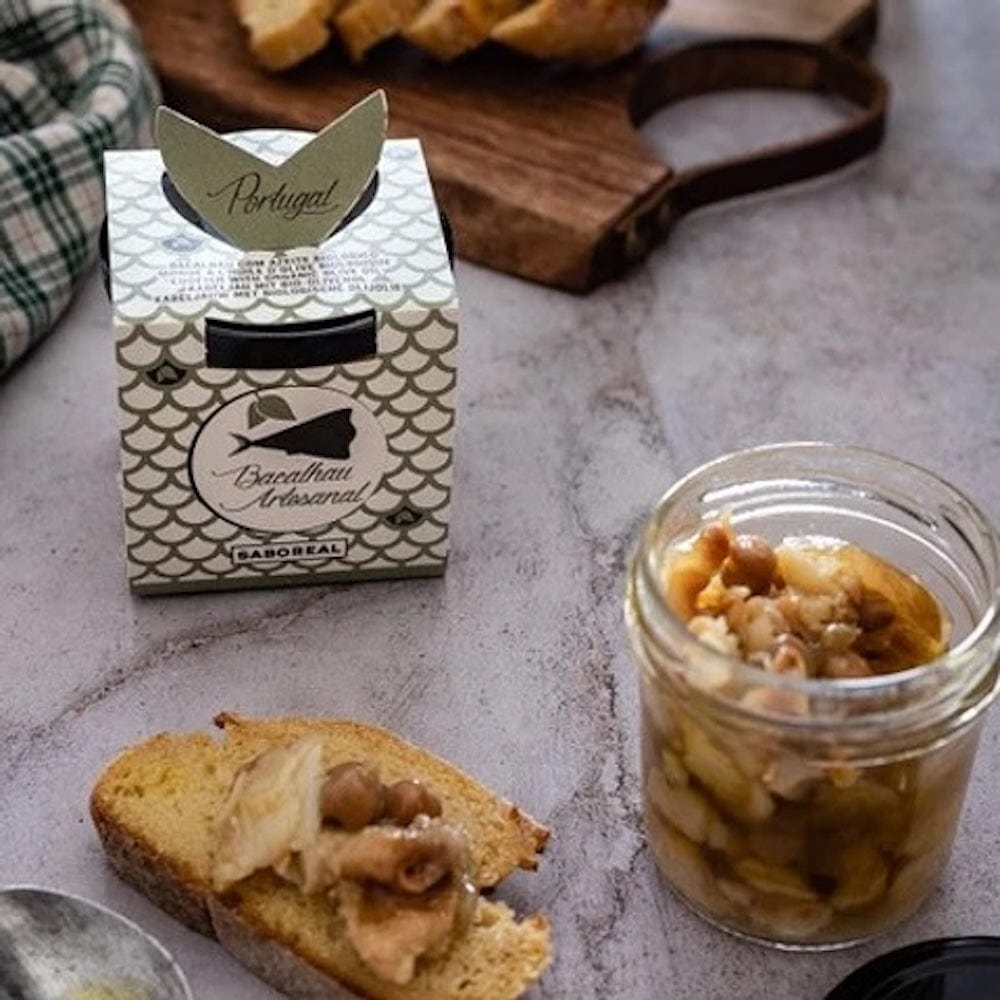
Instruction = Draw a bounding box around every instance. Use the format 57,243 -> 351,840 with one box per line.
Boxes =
625,443 -> 1000,949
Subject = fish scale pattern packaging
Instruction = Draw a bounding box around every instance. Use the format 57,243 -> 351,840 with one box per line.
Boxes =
104,132 -> 458,593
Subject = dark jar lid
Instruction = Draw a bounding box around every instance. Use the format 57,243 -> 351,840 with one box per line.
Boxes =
825,937 -> 1000,999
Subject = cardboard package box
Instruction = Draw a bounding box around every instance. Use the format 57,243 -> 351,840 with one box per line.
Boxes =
104,102 -> 457,593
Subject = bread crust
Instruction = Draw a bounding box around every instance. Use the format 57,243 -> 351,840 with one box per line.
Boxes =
91,714 -> 551,998
91,798 -> 216,937
211,897 -> 364,998
90,731 -> 222,935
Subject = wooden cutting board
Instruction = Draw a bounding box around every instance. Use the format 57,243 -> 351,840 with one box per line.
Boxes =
122,0 -> 881,291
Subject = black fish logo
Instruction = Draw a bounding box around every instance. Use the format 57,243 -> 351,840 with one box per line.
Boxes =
230,408 -> 356,459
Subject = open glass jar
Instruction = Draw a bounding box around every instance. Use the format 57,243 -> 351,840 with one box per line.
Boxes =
626,443 -> 1000,949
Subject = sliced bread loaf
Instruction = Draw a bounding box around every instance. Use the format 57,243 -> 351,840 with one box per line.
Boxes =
91,713 -> 551,998
232,0 -> 666,67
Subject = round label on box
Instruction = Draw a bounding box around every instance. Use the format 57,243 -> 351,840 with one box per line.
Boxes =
190,387 -> 387,532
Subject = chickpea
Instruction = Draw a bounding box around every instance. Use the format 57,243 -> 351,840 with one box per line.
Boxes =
321,761 -> 385,830
821,622 -> 861,653
770,636 -> 810,677
697,522 -> 732,563
721,534 -> 777,595
824,651 -> 872,679
385,779 -> 443,826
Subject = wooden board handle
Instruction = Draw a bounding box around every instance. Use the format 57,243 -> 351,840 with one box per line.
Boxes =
593,38 -> 889,283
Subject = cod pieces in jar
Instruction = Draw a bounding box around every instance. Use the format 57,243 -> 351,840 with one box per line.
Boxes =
642,520 -> 976,946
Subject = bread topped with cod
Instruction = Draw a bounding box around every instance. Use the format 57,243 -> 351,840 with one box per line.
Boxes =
90,712 -> 552,999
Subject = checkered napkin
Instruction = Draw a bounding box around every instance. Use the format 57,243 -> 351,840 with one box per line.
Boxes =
0,0 -> 158,376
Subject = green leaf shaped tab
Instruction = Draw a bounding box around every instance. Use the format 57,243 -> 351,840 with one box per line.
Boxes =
156,92 -> 387,251
257,394 -> 296,421
247,395 -> 296,428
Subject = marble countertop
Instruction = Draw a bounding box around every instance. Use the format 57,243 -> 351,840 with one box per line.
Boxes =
2,3 -> 999,998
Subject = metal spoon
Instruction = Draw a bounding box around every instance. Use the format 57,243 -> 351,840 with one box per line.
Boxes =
0,886 -> 192,1000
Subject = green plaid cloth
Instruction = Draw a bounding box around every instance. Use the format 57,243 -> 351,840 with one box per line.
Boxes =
0,0 -> 158,376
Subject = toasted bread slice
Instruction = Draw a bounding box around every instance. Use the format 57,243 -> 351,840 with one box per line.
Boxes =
491,0 -> 666,63
401,0 -> 527,61
335,0 -> 429,62
91,713 -> 550,998
234,0 -> 338,70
